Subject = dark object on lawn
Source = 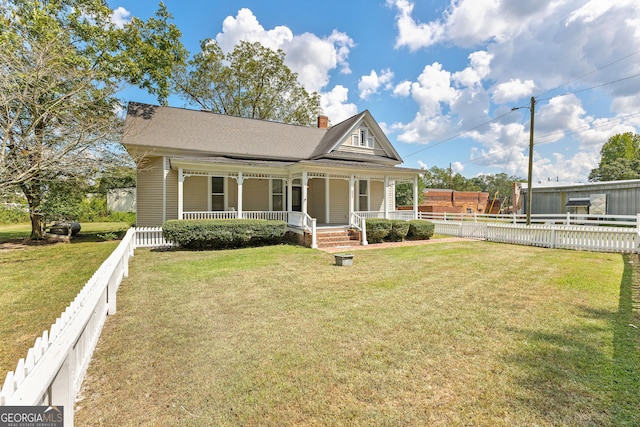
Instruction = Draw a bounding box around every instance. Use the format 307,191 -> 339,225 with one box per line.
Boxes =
48,221 -> 81,236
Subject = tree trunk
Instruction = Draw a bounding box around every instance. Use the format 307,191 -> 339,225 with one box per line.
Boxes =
29,210 -> 44,240
21,182 -> 45,240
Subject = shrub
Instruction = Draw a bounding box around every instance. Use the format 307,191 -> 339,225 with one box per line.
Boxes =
388,220 -> 410,242
0,206 -> 30,224
162,219 -> 287,250
407,220 -> 434,240
366,218 -> 392,243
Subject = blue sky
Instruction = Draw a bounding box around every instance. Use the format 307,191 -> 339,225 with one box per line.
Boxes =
107,0 -> 640,183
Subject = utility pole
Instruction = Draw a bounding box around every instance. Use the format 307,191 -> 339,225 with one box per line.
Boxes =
526,96 -> 535,226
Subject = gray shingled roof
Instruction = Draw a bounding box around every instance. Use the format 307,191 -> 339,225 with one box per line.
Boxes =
122,102 -> 405,166
122,102 -> 327,161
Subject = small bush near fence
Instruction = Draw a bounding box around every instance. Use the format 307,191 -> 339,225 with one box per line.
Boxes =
367,219 -> 434,243
162,219 -> 287,250
407,220 -> 434,240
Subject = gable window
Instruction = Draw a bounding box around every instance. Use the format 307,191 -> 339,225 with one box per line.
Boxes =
211,177 -> 225,211
352,127 -> 375,148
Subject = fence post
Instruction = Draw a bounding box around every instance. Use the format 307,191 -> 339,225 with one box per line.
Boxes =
513,213 -> 516,224
566,212 -> 571,225
107,271 -> 117,316
474,213 -> 477,223
361,219 -> 368,246
50,357 -> 73,427
311,218 -> 318,249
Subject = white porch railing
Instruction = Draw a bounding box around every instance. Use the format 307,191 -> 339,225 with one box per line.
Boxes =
355,210 -> 416,220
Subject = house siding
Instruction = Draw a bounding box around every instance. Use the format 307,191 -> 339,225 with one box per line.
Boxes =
184,176 -> 209,212
370,180 -> 385,212
308,178 -> 326,223
243,179 -> 269,211
329,179 -> 349,223
136,156 -> 164,227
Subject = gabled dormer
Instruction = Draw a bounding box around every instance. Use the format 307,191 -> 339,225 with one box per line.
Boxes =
311,111 -> 403,166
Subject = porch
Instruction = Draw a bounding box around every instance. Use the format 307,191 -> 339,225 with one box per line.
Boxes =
179,209 -> 418,249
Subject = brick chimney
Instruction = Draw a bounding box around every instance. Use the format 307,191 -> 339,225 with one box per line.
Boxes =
317,115 -> 329,129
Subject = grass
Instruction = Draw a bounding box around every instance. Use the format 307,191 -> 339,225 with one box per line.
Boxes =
0,221 -> 132,242
0,222 -> 133,374
74,242 -> 640,426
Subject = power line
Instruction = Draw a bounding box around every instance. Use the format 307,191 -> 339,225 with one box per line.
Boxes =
537,72 -> 640,102
403,110 -> 516,159
535,49 -> 640,100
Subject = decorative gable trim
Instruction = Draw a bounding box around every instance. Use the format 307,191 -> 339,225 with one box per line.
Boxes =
324,111 -> 402,164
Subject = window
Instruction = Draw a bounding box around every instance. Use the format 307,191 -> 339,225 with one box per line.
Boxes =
272,179 -> 284,211
358,180 -> 369,211
212,177 -> 224,211
352,127 -> 375,148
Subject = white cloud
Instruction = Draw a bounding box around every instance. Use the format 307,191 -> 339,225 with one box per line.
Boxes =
358,69 -> 394,100
393,81 -> 412,97
386,0 -> 640,181
214,9 -> 354,93
492,79 -> 535,104
566,0 -> 637,25
110,6 -> 131,28
388,0 -> 554,50
387,0 -> 444,51
320,85 -> 358,124
451,161 -> 464,173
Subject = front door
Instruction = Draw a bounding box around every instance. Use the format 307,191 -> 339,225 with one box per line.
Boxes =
292,186 -> 302,212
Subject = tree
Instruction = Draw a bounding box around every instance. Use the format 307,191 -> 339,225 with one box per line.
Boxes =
589,132 -> 640,181
174,40 -> 321,126
395,179 -> 425,207
468,172 -> 523,206
0,0 -> 187,239
422,166 -> 481,191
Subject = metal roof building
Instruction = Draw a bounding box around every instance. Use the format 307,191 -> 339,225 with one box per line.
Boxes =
521,179 -> 640,215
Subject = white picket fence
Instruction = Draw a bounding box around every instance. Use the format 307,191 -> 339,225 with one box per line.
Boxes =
426,213 -> 640,253
2,218 -> 640,426
0,228 -> 136,426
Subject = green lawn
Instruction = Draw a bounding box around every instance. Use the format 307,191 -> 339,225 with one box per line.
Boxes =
0,222 -> 132,374
74,242 -> 640,426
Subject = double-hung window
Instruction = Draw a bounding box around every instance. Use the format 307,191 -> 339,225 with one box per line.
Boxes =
211,177 -> 224,211
358,179 -> 369,211
272,179 -> 284,211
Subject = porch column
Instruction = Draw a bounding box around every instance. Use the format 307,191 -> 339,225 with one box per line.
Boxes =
384,176 -> 389,219
237,172 -> 244,219
349,175 -> 355,218
325,174 -> 330,224
178,168 -> 184,220
413,175 -> 419,219
302,171 -> 308,216
287,178 -> 293,211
